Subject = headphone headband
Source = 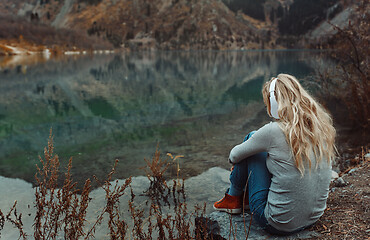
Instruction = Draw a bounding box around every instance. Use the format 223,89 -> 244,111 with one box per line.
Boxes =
269,78 -> 277,93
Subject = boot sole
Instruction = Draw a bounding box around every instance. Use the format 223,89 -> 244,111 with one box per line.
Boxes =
213,205 -> 250,214
213,205 -> 242,214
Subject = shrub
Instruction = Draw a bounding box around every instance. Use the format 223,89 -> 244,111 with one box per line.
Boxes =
315,0 -> 369,131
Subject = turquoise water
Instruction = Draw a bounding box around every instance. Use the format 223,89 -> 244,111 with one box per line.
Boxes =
0,50 -> 326,186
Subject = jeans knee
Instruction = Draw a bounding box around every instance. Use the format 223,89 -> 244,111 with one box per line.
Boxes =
244,130 -> 257,142
229,161 -> 249,189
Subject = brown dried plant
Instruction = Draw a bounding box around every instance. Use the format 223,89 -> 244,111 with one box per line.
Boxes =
0,201 -> 27,240
142,145 -> 172,208
86,159 -> 132,240
32,130 -> 135,240
0,131 -> 220,240
34,129 -> 92,240
133,145 -> 222,240
128,187 -> 149,239
167,152 -> 184,186
0,210 -> 3,237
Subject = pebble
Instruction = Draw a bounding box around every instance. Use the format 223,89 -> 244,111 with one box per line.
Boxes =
333,177 -> 347,187
348,168 -> 358,175
331,170 -> 339,180
343,153 -> 351,159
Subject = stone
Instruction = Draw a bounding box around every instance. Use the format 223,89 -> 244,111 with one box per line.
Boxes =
206,211 -> 320,240
333,177 -> 347,187
194,217 -> 224,240
331,170 -> 339,180
348,168 -> 358,175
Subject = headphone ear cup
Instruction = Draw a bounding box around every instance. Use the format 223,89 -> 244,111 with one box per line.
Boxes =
269,94 -> 279,119
268,78 -> 279,119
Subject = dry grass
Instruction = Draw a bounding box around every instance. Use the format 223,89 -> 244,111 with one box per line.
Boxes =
33,130 -> 92,239
0,201 -> 27,240
142,145 -> 172,208
0,130 -> 221,239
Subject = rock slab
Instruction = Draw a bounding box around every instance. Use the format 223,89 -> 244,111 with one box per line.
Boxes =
207,211 -> 320,240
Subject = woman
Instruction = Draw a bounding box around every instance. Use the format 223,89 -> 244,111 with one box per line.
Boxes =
213,74 -> 336,235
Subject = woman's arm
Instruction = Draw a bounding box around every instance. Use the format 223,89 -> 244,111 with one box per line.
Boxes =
229,122 -> 272,164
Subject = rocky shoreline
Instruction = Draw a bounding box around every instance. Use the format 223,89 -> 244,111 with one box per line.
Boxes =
1,150 -> 368,239
0,41 -> 115,57
0,41 -> 116,70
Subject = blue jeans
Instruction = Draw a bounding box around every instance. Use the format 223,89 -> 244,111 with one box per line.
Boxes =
228,131 -> 298,236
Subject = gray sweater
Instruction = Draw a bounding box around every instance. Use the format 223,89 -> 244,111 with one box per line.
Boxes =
229,122 -> 331,232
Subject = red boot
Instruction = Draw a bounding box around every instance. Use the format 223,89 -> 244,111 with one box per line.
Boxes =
213,193 -> 243,214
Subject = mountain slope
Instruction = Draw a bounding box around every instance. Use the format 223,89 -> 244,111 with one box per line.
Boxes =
65,0 -> 278,50
0,0 -> 353,50
0,0 -> 281,50
52,0 -> 74,27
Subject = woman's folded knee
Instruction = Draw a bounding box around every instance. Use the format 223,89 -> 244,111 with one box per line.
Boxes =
243,131 -> 257,142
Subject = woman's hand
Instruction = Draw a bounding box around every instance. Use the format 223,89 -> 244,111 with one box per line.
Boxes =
228,158 -> 235,172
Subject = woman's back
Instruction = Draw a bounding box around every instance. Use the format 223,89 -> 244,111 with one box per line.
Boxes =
264,122 -> 332,232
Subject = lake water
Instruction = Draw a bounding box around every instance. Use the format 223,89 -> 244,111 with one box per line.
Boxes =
0,50 -> 327,187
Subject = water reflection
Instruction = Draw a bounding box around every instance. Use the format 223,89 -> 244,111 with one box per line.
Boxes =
0,51 -> 322,186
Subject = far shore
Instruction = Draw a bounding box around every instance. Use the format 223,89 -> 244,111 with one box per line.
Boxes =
0,40 -> 116,69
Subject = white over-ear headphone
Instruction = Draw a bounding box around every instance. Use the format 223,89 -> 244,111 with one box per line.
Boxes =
269,78 -> 280,119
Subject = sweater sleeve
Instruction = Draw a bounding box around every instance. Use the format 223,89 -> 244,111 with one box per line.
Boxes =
229,122 -> 272,164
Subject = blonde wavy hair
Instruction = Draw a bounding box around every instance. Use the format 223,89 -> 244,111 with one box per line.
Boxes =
262,74 -> 336,175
